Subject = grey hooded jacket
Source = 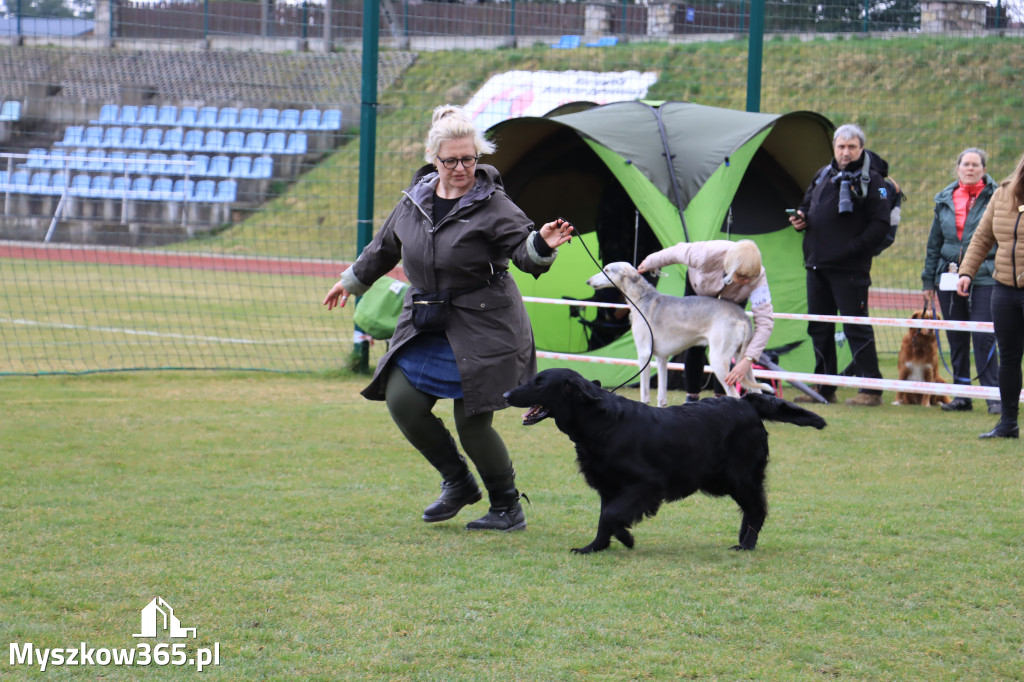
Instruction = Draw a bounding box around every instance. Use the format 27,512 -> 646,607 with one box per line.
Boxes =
341,163 -> 558,415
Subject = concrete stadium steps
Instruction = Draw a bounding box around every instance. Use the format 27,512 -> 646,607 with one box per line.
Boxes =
0,47 -> 414,111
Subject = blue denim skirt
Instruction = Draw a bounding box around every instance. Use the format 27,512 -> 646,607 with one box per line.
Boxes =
393,332 -> 463,399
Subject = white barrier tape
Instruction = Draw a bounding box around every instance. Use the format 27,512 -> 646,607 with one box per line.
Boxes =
771,312 -> 992,333
524,297 -> 994,333
535,350 -> 1010,402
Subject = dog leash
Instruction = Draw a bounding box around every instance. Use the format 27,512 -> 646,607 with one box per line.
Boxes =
563,218 -> 656,394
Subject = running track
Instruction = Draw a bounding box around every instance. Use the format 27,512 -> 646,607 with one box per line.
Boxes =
1,241 -> 918,308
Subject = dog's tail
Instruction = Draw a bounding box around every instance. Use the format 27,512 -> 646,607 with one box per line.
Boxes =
743,393 -> 827,430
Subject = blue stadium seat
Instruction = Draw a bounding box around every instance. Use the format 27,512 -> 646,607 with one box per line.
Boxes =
215,180 -> 237,203
82,126 -> 104,148
193,179 -> 216,202
65,149 -> 89,171
106,151 -> 127,174
90,174 -> 112,197
168,153 -> 190,176
137,105 -> 158,126
125,152 -> 148,175
161,128 -> 184,151
146,152 -> 169,175
107,175 -> 129,199
4,169 -> 30,192
228,156 -> 251,178
586,36 -> 618,47
189,154 -> 210,176
196,106 -> 218,128
69,174 -> 92,196
100,126 -> 123,148
55,125 -> 84,147
44,151 -> 67,170
130,176 -> 153,199
206,155 -> 230,177
118,105 -> 139,126
298,109 -> 321,130
0,100 -> 20,122
243,131 -> 266,154
278,109 -> 301,130
182,129 -> 205,152
157,105 -> 179,126
23,148 -> 48,170
238,107 -> 260,129
203,130 -> 225,153
141,128 -> 163,150
550,34 -> 580,49
223,130 -> 246,153
216,107 -> 239,129
257,108 -> 279,129
84,149 -> 107,172
94,104 -> 119,125
286,132 -> 307,155
150,177 -> 175,201
173,179 -> 194,200
178,106 -> 198,128
251,155 -> 273,179
122,127 -> 144,149
319,109 -> 342,131
27,171 -> 51,194
265,132 -> 287,154
49,172 -> 68,195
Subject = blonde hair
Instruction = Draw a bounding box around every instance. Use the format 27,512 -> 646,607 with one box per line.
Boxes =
423,104 -> 496,165
1011,151 -> 1024,206
724,240 -> 762,280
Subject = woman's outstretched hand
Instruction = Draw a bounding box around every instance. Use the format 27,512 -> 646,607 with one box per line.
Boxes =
539,218 -> 575,250
323,280 -> 351,310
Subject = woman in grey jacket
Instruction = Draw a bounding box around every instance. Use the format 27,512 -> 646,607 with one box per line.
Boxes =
921,148 -> 1000,414
323,105 -> 572,531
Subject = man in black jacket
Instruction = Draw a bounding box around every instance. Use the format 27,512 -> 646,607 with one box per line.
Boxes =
788,124 -> 891,406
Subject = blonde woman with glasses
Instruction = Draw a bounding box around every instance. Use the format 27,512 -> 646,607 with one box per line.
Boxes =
324,104 -> 573,531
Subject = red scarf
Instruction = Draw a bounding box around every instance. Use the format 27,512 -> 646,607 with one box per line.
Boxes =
952,179 -> 985,241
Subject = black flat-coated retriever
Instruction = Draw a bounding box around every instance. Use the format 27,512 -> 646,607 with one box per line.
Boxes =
504,368 -> 827,554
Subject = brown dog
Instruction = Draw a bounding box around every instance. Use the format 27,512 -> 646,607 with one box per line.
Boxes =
894,310 -> 951,406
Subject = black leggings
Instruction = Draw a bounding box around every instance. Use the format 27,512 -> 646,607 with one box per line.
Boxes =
990,283 -> 1024,423
384,368 -> 512,479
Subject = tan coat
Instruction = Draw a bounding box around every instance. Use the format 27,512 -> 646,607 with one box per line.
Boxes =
959,181 -> 1024,288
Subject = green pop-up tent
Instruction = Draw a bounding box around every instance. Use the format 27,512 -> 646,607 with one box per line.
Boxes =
487,100 -> 836,386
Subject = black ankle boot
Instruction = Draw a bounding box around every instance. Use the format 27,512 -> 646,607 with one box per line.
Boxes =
465,494 -> 528,531
422,471 -> 482,522
466,468 -> 527,531
979,420 -> 1019,439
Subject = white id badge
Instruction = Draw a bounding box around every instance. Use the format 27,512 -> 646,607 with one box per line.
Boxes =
939,272 -> 959,291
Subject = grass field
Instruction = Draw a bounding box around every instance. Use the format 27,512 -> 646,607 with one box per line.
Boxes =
2,370 -> 1022,680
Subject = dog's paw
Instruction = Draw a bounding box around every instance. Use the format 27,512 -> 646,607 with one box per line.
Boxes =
614,529 -> 635,549
729,544 -> 755,551
571,538 -> 611,554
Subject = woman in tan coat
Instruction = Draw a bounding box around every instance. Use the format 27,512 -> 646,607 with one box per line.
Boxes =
324,105 -> 573,530
956,152 -> 1024,439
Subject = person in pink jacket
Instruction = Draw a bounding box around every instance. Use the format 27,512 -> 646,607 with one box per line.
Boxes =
638,239 -> 774,402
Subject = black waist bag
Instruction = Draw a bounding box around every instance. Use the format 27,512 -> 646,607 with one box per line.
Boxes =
410,272 -> 507,333
411,289 -> 452,332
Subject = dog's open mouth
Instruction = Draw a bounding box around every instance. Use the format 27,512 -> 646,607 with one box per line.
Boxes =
521,405 -> 550,425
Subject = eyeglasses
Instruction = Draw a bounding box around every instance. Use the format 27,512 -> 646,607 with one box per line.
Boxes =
436,155 -> 479,170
